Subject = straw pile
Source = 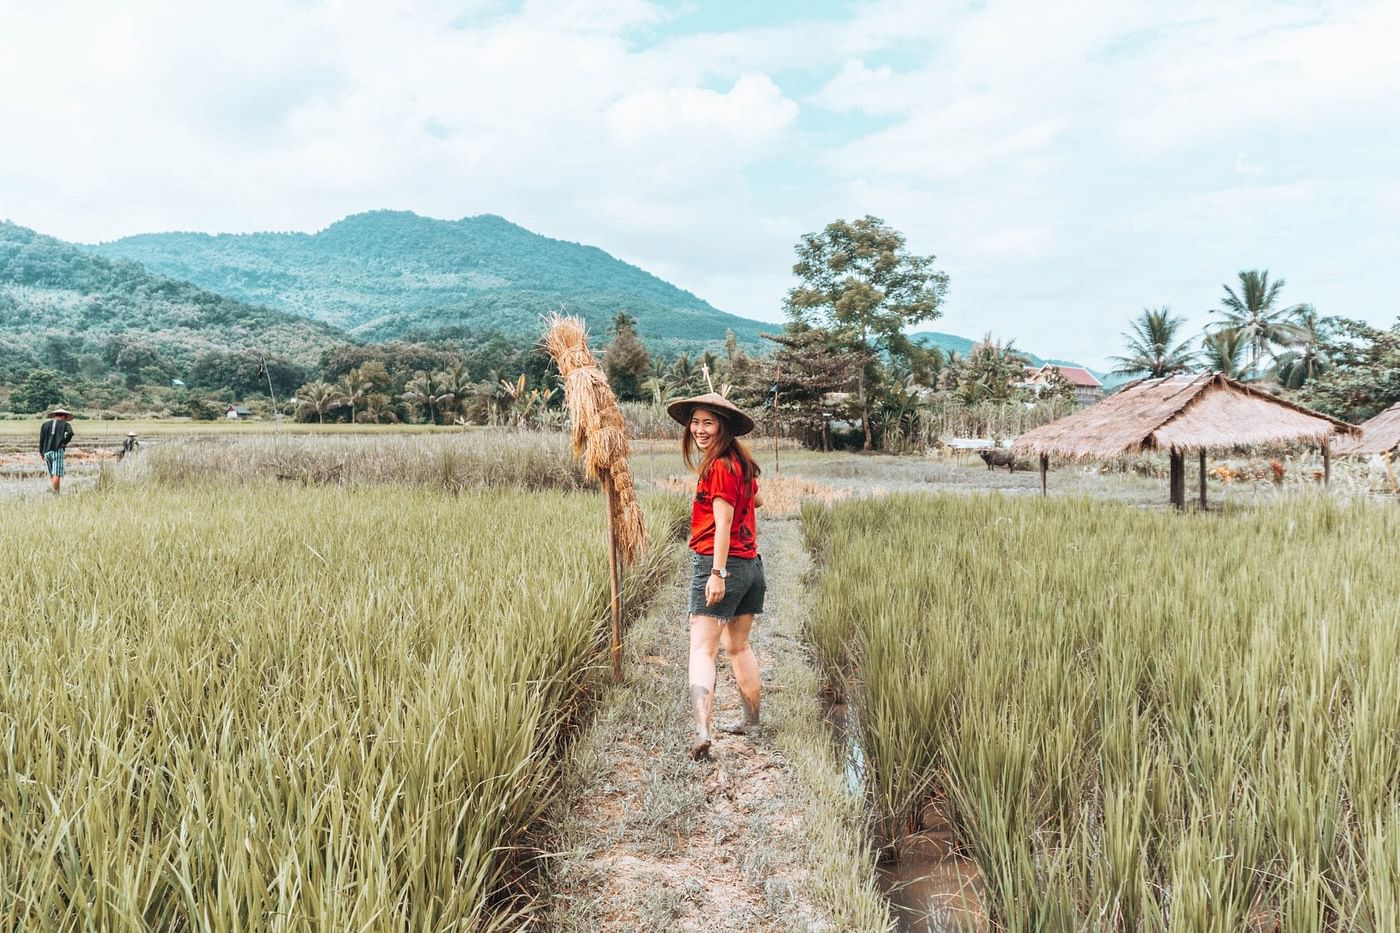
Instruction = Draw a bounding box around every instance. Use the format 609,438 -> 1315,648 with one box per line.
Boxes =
544,315 -> 648,565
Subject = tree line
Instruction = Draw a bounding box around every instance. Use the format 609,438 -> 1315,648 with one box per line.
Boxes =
1110,271 -> 1400,422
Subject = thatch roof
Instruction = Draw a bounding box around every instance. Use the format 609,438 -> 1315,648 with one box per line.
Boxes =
1333,402 -> 1400,456
1013,373 -> 1357,461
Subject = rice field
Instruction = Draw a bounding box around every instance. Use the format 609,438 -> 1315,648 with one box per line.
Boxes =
804,493 -> 1400,929
0,480 -> 677,929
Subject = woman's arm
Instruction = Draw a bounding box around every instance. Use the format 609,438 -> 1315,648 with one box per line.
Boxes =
753,489 -> 765,509
705,498 -> 734,606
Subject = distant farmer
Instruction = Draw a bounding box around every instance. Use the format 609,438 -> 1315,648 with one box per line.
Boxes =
39,407 -> 75,494
119,431 -> 140,459
668,392 -> 766,760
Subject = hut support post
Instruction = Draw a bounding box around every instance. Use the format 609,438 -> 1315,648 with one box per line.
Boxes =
602,473 -> 624,683
1323,440 -> 1332,487
1199,450 -> 1207,510
1169,449 -> 1186,510
1039,454 -> 1048,497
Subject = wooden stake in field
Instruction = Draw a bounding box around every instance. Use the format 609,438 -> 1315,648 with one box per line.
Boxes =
544,316 -> 648,682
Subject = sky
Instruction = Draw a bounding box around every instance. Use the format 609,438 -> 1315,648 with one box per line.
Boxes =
2,0 -> 1397,370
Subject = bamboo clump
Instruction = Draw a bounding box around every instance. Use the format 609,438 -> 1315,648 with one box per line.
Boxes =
544,315 -> 648,566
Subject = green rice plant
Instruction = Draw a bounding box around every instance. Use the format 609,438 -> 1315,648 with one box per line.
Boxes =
132,431 -> 587,492
0,484 -> 676,929
804,493 -> 1400,927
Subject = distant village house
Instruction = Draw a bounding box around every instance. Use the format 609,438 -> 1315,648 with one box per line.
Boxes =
1021,365 -> 1103,405
226,404 -> 253,420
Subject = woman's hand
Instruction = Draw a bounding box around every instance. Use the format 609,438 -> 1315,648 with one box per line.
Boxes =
705,572 -> 726,606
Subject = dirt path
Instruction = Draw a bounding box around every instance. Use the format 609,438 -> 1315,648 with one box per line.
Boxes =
544,518 -> 889,932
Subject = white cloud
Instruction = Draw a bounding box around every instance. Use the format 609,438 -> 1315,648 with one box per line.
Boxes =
606,74 -> 797,151
0,0 -> 1396,365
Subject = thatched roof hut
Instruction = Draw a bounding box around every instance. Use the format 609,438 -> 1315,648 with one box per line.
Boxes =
1013,373 -> 1358,509
1333,402 -> 1400,456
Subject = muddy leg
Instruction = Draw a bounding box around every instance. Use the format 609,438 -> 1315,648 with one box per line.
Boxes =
718,614 -> 761,734
688,614 -> 721,758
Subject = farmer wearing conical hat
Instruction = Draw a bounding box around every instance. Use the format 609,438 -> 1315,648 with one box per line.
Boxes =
39,407 -> 75,495
120,430 -> 140,460
667,392 -> 766,760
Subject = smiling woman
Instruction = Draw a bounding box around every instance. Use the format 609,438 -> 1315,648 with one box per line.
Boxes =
665,391 -> 768,760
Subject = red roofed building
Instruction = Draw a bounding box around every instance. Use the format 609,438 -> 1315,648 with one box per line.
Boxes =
1023,364 -> 1104,405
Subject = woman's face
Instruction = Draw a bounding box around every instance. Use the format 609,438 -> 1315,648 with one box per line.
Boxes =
689,409 -> 723,451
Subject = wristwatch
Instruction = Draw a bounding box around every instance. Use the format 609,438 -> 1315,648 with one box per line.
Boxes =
710,568 -> 729,578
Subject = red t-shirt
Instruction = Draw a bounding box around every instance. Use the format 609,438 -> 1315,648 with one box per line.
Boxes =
689,455 -> 759,558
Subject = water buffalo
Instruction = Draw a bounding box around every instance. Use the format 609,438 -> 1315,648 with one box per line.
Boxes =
979,448 -> 1030,472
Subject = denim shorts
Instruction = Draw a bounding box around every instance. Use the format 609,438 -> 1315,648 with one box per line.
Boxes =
689,552 -> 765,621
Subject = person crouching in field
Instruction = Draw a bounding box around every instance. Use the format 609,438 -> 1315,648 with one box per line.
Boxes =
39,407 -> 75,495
667,393 -> 766,760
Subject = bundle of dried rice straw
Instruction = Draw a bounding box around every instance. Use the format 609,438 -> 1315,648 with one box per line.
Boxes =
543,315 -> 648,565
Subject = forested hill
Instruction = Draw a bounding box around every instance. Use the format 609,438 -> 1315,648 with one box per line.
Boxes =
90,210 -> 770,353
0,221 -> 346,378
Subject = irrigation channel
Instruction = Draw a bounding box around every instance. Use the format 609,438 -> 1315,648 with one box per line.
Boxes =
822,697 -> 986,930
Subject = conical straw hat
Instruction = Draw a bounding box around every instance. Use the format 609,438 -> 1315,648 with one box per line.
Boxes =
666,392 -> 755,436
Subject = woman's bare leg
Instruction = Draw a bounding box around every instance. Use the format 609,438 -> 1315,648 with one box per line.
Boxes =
718,614 -> 760,733
688,614 -> 722,757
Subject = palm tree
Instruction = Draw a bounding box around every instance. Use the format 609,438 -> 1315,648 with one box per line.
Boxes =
1201,329 -> 1248,380
337,367 -> 371,423
1110,307 -> 1197,378
1211,270 -> 1306,379
400,371 -> 434,424
1273,305 -> 1332,389
438,361 -> 472,422
295,380 -> 337,424
669,353 -> 697,393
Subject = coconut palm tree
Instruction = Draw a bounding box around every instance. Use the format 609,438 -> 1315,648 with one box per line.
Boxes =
401,370 -> 453,424
1273,305 -> 1332,389
1201,329 -> 1248,380
337,367 -> 371,423
1211,270 -> 1306,379
1110,307 -> 1197,378
295,380 -> 337,424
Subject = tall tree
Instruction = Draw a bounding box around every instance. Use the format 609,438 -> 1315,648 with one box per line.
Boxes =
338,366 -> 371,424
784,216 -> 948,449
13,369 -> 65,413
603,312 -> 651,402
1273,305 -> 1332,389
940,334 -> 1030,404
295,380 -> 337,424
1201,329 -> 1248,380
1297,316 -> 1400,421
1110,307 -> 1197,378
1211,270 -> 1305,379
763,321 -> 863,450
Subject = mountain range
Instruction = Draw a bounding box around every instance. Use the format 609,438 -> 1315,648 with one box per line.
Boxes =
88,210 -> 769,355
0,221 -> 343,378
1,210 -> 1106,386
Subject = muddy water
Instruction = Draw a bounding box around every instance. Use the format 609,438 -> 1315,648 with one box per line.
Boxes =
820,694 -> 987,932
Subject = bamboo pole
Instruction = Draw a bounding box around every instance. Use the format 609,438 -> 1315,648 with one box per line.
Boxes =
1169,449 -> 1185,510
772,364 -> 781,477
602,473 -> 623,683
1323,439 -> 1332,487
1199,450 -> 1207,511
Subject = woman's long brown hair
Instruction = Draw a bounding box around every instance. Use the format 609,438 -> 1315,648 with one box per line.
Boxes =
682,407 -> 761,486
